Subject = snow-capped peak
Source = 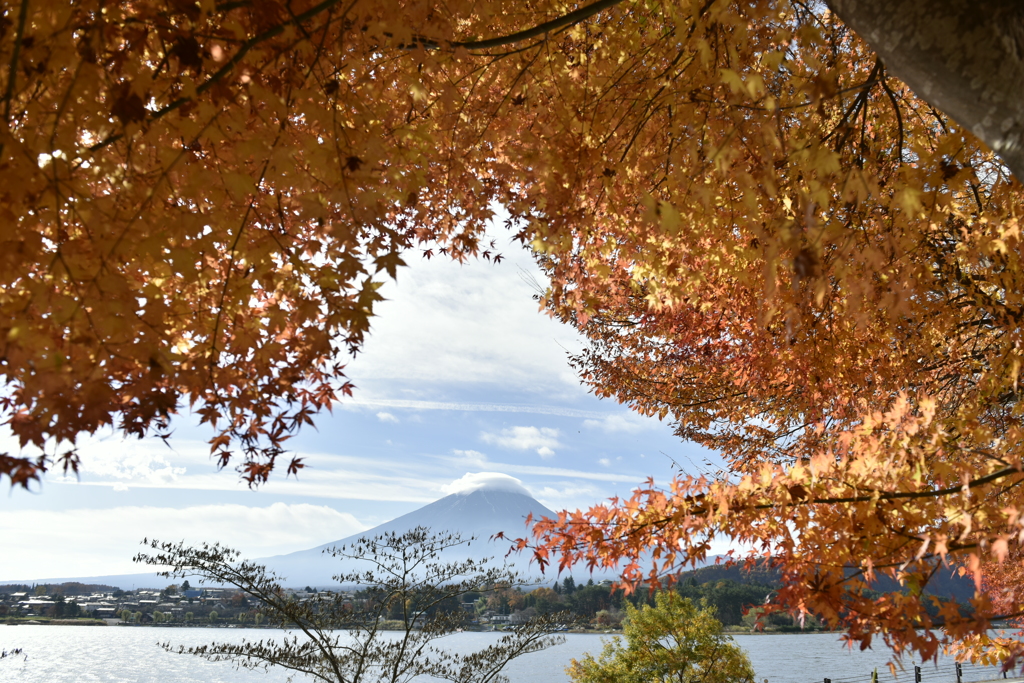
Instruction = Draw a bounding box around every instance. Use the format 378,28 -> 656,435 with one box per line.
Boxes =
441,472 -> 531,497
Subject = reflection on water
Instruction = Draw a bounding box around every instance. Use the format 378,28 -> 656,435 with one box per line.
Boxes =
0,626 -> 1016,683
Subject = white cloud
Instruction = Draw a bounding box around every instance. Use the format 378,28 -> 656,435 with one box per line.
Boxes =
15,434 -> 443,504
376,411 -> 399,423
444,450 -> 639,484
480,426 -> 561,457
341,228 -> 587,398
67,467 -> 440,504
77,438 -> 187,484
452,449 -> 487,462
346,398 -> 606,419
0,503 -> 368,581
532,483 -> 609,512
598,458 -> 611,467
583,412 -> 659,434
441,472 -> 531,497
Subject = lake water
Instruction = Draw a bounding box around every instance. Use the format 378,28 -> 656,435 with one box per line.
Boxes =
0,626 -> 1018,683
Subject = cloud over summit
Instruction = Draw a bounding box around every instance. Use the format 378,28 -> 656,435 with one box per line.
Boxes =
441,472 -> 532,497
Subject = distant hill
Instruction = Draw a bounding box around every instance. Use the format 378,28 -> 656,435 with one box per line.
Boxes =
676,558 -> 975,604
0,582 -> 120,596
258,486 -> 569,588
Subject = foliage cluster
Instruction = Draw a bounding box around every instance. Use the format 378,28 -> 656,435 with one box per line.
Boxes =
494,0 -> 1024,666
521,575 -> 779,629
567,592 -> 755,683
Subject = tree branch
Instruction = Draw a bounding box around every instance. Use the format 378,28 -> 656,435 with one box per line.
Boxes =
90,0 -> 358,152
802,465 -> 1020,507
2,0 -> 29,123
0,0 -> 31,161
416,0 -> 630,51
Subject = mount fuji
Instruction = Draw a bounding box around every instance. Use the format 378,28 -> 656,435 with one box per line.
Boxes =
4,473 -> 612,589
259,473 -> 567,587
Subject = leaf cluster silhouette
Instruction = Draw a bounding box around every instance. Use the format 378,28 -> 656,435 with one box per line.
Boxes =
135,527 -> 569,683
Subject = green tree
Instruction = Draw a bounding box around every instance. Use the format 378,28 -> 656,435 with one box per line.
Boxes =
525,587 -> 563,616
185,612 -> 194,623
567,584 -> 613,618
50,594 -> 66,618
594,608 -> 624,629
568,593 -> 754,683
120,609 -> 132,623
208,611 -> 218,623
675,580 -> 773,628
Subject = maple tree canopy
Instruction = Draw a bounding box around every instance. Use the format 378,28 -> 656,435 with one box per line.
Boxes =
2,0 -> 1024,668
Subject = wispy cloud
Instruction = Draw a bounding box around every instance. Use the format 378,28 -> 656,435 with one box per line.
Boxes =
0,503 -> 368,580
376,411 -> 399,423
480,426 -> 561,458
533,483 -> 609,511
31,435 -> 445,503
346,398 -> 607,419
446,449 -> 640,484
583,412 -> 660,434
341,232 -> 586,397
69,467 -> 444,504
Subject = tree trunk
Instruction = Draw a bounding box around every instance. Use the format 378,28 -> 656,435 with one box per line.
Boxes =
827,0 -> 1024,182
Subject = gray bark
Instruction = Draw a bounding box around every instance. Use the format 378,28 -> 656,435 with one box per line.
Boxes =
827,0 -> 1024,182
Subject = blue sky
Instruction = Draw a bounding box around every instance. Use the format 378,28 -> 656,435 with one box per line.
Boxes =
0,226 -> 720,581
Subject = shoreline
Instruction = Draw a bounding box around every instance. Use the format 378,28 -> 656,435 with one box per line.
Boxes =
2,619 -> 839,635
3,619 -> 107,626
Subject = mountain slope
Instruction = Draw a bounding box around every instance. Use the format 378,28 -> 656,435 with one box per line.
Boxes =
258,488 -> 560,588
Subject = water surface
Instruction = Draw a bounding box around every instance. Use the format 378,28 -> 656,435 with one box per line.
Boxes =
0,626 -> 1015,683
